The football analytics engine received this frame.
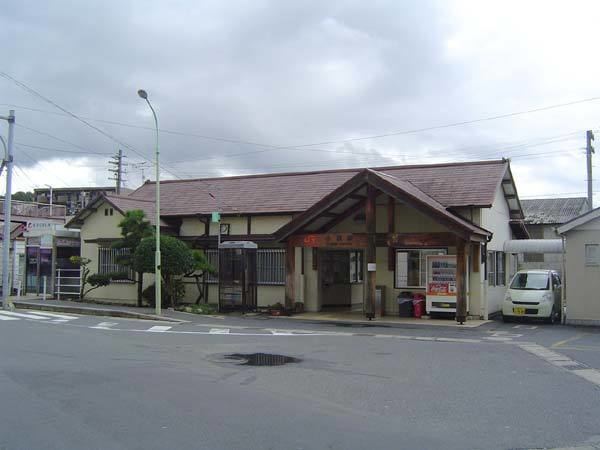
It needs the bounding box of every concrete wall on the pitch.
[564,218,600,325]
[480,185,513,315]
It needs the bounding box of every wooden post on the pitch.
[365,185,377,319]
[285,240,295,311]
[456,238,467,324]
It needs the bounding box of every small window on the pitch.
[585,244,600,266]
[104,208,108,216]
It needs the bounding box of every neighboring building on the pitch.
[67,159,526,320]
[0,222,27,295]
[0,198,79,296]
[520,197,588,274]
[557,207,600,326]
[33,186,131,216]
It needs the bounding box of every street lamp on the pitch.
[137,89,161,316]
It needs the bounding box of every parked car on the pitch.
[502,270,562,324]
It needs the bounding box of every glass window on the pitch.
[585,244,600,266]
[98,247,134,281]
[510,272,550,290]
[496,252,505,286]
[487,251,496,286]
[349,250,363,283]
[395,248,446,288]
[257,249,285,285]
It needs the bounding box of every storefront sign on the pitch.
[387,232,454,247]
[55,237,80,248]
[290,233,368,248]
[24,221,56,237]
[367,263,377,272]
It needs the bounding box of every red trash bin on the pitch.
[412,297,425,318]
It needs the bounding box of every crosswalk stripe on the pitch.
[0,314,19,321]
[147,326,172,332]
[23,310,78,320]
[209,328,230,334]
[0,311,49,320]
[90,322,118,329]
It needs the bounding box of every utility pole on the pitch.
[108,149,125,194]
[587,130,595,211]
[1,110,15,310]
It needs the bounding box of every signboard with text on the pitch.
[290,233,368,248]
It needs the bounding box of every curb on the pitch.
[263,315,490,330]
[13,301,184,323]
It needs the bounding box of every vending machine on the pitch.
[426,255,457,314]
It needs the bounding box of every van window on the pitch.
[510,273,549,290]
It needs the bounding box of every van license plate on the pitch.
[513,307,525,315]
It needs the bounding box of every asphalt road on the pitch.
[1,310,599,450]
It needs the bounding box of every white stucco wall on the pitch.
[480,185,513,315]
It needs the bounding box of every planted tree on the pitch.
[133,236,196,308]
[186,250,216,305]
[69,256,113,300]
[112,210,153,307]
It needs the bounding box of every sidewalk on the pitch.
[7,298,186,323]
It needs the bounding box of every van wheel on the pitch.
[545,310,557,325]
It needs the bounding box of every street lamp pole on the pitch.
[1,110,15,310]
[137,90,161,316]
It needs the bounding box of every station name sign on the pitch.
[290,233,368,248]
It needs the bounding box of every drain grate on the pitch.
[224,353,301,366]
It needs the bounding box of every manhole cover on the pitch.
[224,353,301,366]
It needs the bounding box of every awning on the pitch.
[503,239,563,254]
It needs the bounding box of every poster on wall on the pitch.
[425,255,457,314]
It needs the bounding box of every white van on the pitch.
[501,270,562,324]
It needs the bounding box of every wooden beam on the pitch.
[247,215,252,235]
[387,232,456,247]
[455,238,467,324]
[388,196,395,271]
[349,194,366,201]
[318,200,364,233]
[365,184,376,319]
[285,240,295,311]
[312,248,318,270]
[321,212,338,218]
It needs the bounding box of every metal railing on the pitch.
[0,199,66,218]
[56,268,81,299]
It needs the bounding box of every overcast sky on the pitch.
[1,0,599,203]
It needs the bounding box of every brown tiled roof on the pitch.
[128,160,508,216]
[65,194,167,228]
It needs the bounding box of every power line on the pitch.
[15,141,112,155]
[2,93,600,157]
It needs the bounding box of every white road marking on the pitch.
[513,325,538,329]
[23,310,78,320]
[572,369,600,387]
[0,314,19,321]
[0,311,49,320]
[517,343,600,387]
[147,325,172,332]
[90,322,119,329]
[209,328,230,334]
